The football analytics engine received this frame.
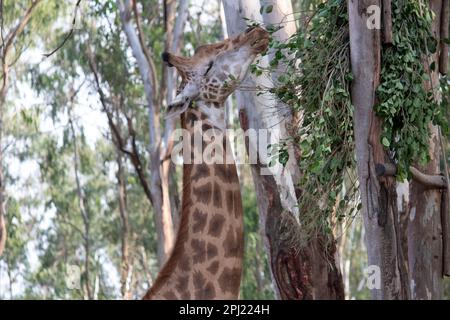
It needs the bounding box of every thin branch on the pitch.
[0,0,5,48]
[410,167,447,189]
[43,0,82,58]
[131,0,159,102]
[2,0,42,57]
[86,45,155,206]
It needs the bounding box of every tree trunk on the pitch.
[222,0,344,300]
[68,105,92,300]
[260,0,302,215]
[117,0,174,267]
[116,148,132,299]
[160,0,188,230]
[348,0,409,299]
[406,0,445,300]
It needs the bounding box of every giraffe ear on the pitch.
[162,51,191,69]
[162,52,174,67]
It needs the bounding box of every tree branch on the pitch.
[2,0,42,56]
[86,46,155,207]
[382,0,392,44]
[43,0,82,58]
[132,0,159,100]
[376,163,448,189]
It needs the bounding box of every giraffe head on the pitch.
[163,26,269,119]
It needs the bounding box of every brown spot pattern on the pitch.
[192,209,207,233]
[208,214,226,238]
[207,261,220,275]
[233,190,242,218]
[201,282,216,299]
[193,271,216,299]
[213,182,222,208]
[193,182,212,204]
[218,267,241,295]
[191,163,210,182]
[178,254,191,272]
[193,271,207,290]
[215,164,233,183]
[180,291,191,300]
[191,239,207,264]
[224,226,241,258]
[207,242,218,259]
[162,290,178,299]
[176,275,189,292]
[226,190,234,213]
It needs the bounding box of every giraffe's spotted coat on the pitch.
[213,182,223,208]
[191,239,207,264]
[206,243,219,260]
[145,26,269,300]
[218,267,241,295]
[191,163,210,182]
[193,182,212,204]
[192,209,207,233]
[207,261,220,275]
[208,214,226,238]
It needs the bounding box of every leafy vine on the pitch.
[376,0,449,180]
[269,0,357,239]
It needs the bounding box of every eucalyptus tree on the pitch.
[0,0,45,257]
[222,0,345,299]
[348,0,449,299]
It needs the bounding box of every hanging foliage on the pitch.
[268,0,357,240]
[376,0,449,180]
[267,0,450,240]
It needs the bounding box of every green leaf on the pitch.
[382,137,390,147]
[265,5,273,13]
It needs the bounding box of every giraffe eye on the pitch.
[204,61,213,76]
[245,26,256,33]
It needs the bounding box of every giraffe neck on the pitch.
[144,104,244,300]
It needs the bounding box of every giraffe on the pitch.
[143,26,269,300]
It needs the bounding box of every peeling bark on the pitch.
[239,110,344,300]
[382,0,392,44]
[407,0,444,300]
[223,0,344,300]
[348,0,409,299]
[260,0,302,215]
